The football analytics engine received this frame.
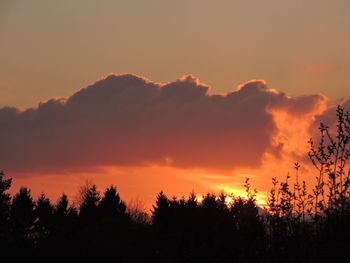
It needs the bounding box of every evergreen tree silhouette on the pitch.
[10,187,36,238]
[98,185,126,217]
[152,191,169,225]
[0,171,12,244]
[79,184,100,222]
[55,193,69,217]
[35,193,54,235]
[0,171,12,225]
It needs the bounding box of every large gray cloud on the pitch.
[0,74,326,174]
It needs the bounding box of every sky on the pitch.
[1,1,350,209]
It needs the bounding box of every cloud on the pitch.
[306,65,333,73]
[310,98,350,136]
[0,73,328,175]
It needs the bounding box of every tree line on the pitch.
[0,106,349,262]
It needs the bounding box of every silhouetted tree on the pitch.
[127,198,150,225]
[0,171,12,245]
[10,187,36,238]
[308,105,350,220]
[55,193,69,217]
[98,185,126,217]
[0,171,12,225]
[35,193,54,235]
[187,191,198,210]
[152,191,169,226]
[79,184,100,222]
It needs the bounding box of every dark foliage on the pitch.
[98,185,126,217]
[10,187,36,229]
[79,183,101,222]
[0,171,11,225]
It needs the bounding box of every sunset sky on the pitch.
[1,1,350,209]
